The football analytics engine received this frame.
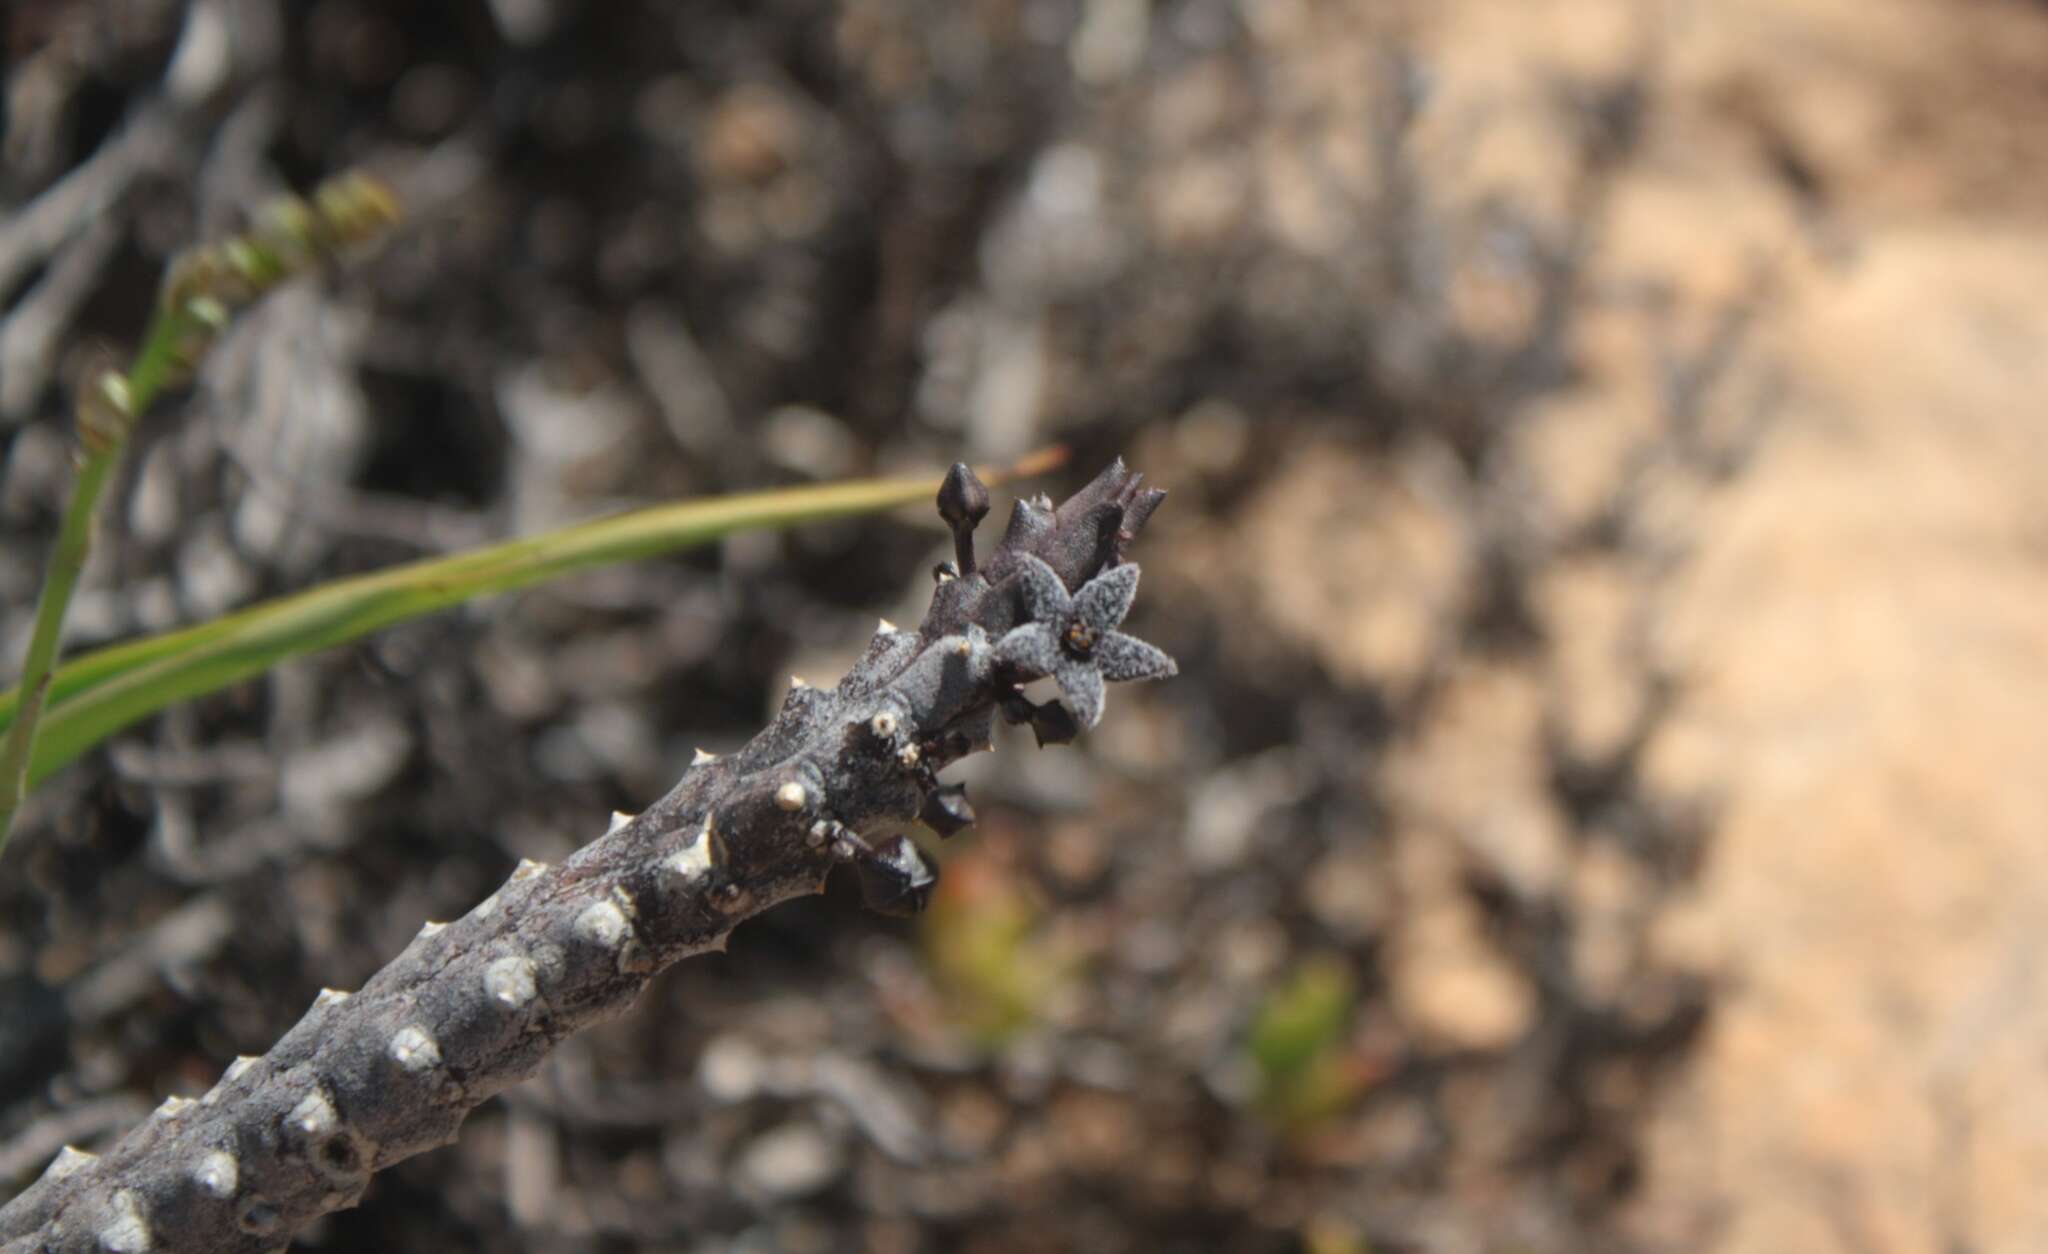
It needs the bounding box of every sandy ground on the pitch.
[1406,1,2048,1249]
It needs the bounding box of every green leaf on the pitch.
[0,467,1025,792]
[919,842,1073,1045]
[1248,955,1365,1130]
[1249,956,1356,1081]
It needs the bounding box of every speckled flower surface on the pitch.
[994,554,1177,728]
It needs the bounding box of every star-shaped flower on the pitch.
[994,554,1177,728]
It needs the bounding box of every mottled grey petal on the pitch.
[1013,553,1073,623]
[1055,661,1107,728]
[1094,630,1177,683]
[1073,562,1140,633]
[994,622,1063,677]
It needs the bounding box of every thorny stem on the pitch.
[0,460,1173,1254]
[0,173,399,853]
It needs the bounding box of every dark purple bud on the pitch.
[921,784,976,838]
[1029,701,1080,747]
[938,463,991,530]
[1000,691,1080,747]
[938,462,993,576]
[854,834,939,917]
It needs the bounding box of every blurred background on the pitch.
[4,1,2047,1250]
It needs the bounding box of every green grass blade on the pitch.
[0,171,401,851]
[0,462,1046,792]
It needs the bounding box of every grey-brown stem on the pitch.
[0,460,1172,1254]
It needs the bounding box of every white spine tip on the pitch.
[48,1145,97,1179]
[510,857,549,882]
[152,1096,195,1120]
[897,743,921,767]
[99,1189,152,1252]
[288,1089,339,1139]
[775,781,808,811]
[574,898,632,950]
[313,987,351,1009]
[713,882,753,914]
[417,920,448,939]
[607,810,635,834]
[870,711,898,738]
[389,1025,443,1072]
[193,1149,240,1199]
[693,747,718,765]
[222,1056,260,1084]
[667,825,717,881]
[484,954,539,1009]
[789,674,810,689]
[878,617,899,634]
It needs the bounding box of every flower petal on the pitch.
[1094,630,1177,683]
[994,622,1063,677]
[1073,562,1140,633]
[1054,661,1107,728]
[1013,553,1073,624]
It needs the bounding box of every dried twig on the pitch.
[0,460,1173,1253]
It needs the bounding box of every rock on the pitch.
[1536,559,1646,767]
[1385,830,1537,1054]
[1202,443,1470,699]
[698,1033,765,1104]
[1303,844,1388,942]
[1630,222,2048,1252]
[1385,665,1571,901]
[1183,748,1312,871]
[736,1123,841,1202]
[1385,889,1536,1054]
[697,82,804,185]
[1568,841,1651,1006]
[1048,1089,1141,1174]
